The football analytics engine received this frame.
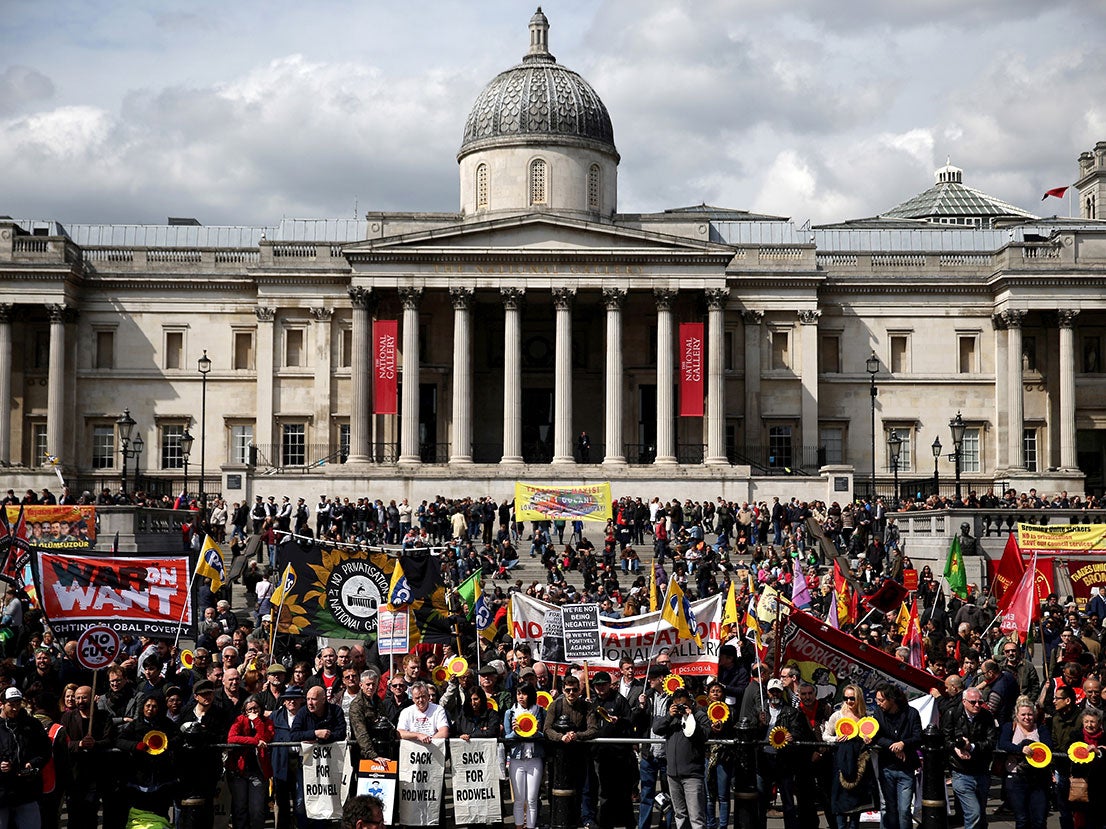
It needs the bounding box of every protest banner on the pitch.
[302,741,349,820]
[377,607,411,656]
[562,603,602,661]
[1010,523,1106,608]
[514,482,613,522]
[398,739,447,826]
[678,322,704,417]
[511,591,722,674]
[33,553,192,638]
[448,738,500,824]
[358,758,399,824]
[781,609,942,703]
[6,505,96,548]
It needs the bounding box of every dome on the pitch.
[458,8,617,161]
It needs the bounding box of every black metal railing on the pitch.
[726,444,823,475]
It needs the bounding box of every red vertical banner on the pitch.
[678,322,704,417]
[373,320,399,415]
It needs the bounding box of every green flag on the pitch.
[943,535,968,599]
[456,569,482,618]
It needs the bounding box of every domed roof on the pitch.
[459,8,617,160]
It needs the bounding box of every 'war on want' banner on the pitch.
[510,591,723,674]
[513,482,613,523]
[33,553,193,638]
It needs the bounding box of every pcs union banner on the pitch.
[513,482,612,523]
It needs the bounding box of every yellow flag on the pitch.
[648,560,659,613]
[894,601,911,638]
[270,563,296,608]
[196,535,226,592]
[756,583,782,624]
[660,579,703,648]
[721,581,740,637]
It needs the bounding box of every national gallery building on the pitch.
[3,10,1106,504]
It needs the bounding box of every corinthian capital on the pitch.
[398,287,423,311]
[552,288,576,311]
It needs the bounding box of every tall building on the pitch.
[3,9,1106,504]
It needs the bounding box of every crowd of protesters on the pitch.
[4,485,1106,829]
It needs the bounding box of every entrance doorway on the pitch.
[522,388,553,463]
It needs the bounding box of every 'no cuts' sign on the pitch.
[76,626,120,671]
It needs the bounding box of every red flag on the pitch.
[373,320,399,415]
[0,507,29,583]
[833,560,856,626]
[902,598,924,669]
[1042,186,1069,201]
[1000,552,1040,644]
[678,322,704,417]
[863,578,909,613]
[994,533,1026,611]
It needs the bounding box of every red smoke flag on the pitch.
[678,322,704,417]
[1042,186,1069,201]
[373,319,399,415]
[999,552,1040,644]
[833,560,856,626]
[902,598,924,669]
[994,532,1026,610]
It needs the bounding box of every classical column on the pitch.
[398,287,423,464]
[743,310,764,445]
[45,303,67,462]
[0,305,11,465]
[654,289,678,465]
[1005,310,1026,469]
[450,287,474,464]
[255,307,276,458]
[705,288,730,465]
[310,307,334,458]
[552,287,576,464]
[1059,309,1079,470]
[602,288,627,465]
[346,288,374,464]
[500,288,525,464]
[799,309,821,463]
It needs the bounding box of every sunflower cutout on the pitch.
[515,712,539,737]
[144,730,169,756]
[835,717,858,739]
[432,666,450,685]
[487,697,499,712]
[768,726,791,749]
[857,717,879,739]
[179,650,195,671]
[1069,742,1095,764]
[707,701,730,724]
[662,674,685,695]
[696,694,709,708]
[536,691,553,709]
[1026,742,1051,768]
[448,656,469,677]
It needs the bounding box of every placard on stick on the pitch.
[561,603,602,661]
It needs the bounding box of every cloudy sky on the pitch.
[2,0,1102,228]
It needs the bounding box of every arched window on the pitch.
[587,164,601,211]
[476,163,489,210]
[529,158,547,206]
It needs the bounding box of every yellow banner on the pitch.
[1018,523,1106,553]
[513,482,612,523]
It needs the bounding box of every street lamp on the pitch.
[180,429,194,505]
[949,411,966,504]
[132,434,144,493]
[198,350,211,518]
[887,429,902,509]
[116,409,137,497]
[866,351,880,501]
[931,436,942,498]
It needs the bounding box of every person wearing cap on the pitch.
[258,663,288,717]
[756,678,803,829]
[477,664,511,713]
[653,687,710,829]
[632,665,674,829]
[177,677,232,827]
[587,672,635,829]
[272,685,310,829]
[0,686,50,827]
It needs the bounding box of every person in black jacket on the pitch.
[0,687,50,828]
[587,672,635,829]
[116,691,179,824]
[868,684,923,829]
[943,688,998,829]
[757,678,804,829]
[653,688,711,829]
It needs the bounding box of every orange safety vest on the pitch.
[42,722,65,795]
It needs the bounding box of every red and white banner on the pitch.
[678,322,704,417]
[374,319,399,415]
[34,553,193,638]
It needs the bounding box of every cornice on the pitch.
[345,250,732,267]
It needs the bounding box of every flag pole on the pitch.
[644,575,674,673]
[173,565,200,651]
[270,586,289,660]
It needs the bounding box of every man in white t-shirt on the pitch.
[395,681,450,744]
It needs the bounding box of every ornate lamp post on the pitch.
[132,434,144,493]
[116,409,136,497]
[887,430,902,509]
[180,429,194,506]
[949,411,966,504]
[866,351,880,500]
[197,350,211,518]
[931,436,942,498]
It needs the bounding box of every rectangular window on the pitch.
[282,424,306,466]
[339,423,350,462]
[768,425,792,468]
[31,423,47,466]
[95,330,114,370]
[1023,428,1038,472]
[960,427,981,473]
[771,330,790,370]
[285,329,304,367]
[887,428,912,472]
[1084,337,1100,373]
[1022,336,1036,372]
[890,335,909,373]
[820,426,844,464]
[233,331,254,370]
[91,425,115,469]
[339,328,353,369]
[160,424,185,469]
[724,331,735,372]
[165,331,184,370]
[958,335,977,373]
[32,330,49,370]
[819,335,840,374]
[230,424,254,465]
